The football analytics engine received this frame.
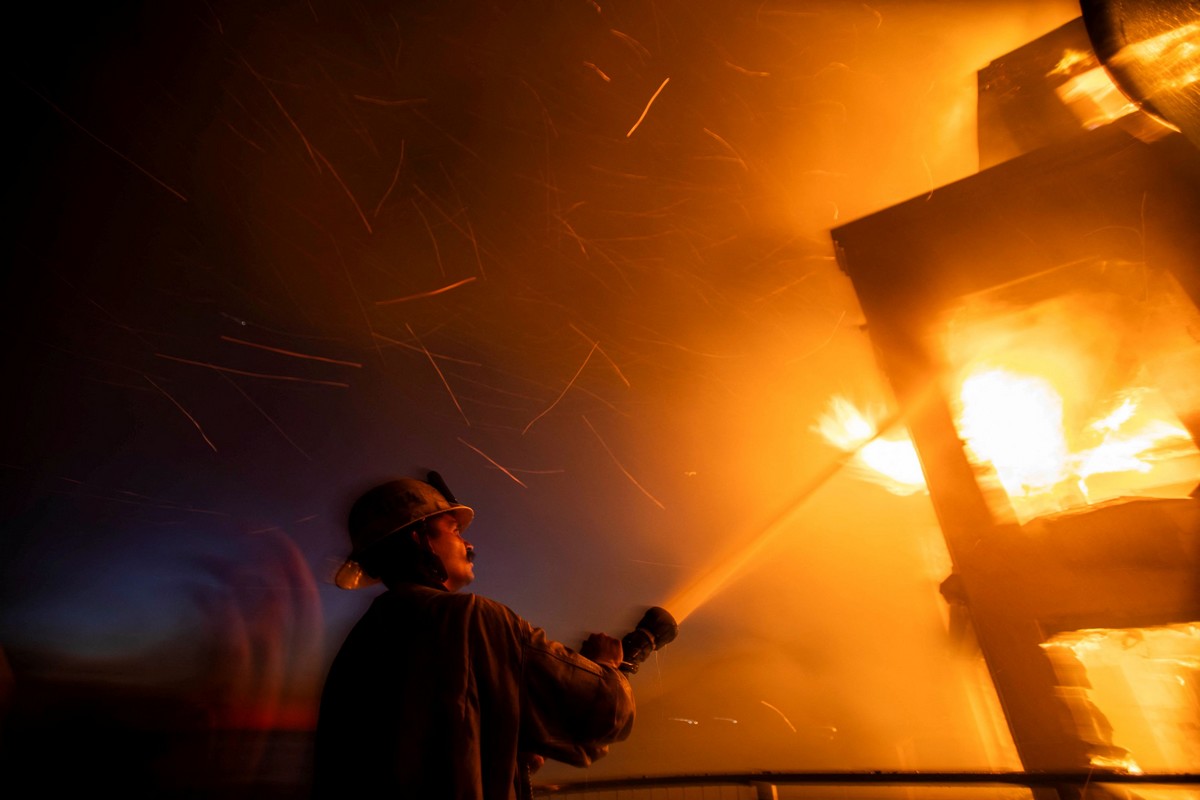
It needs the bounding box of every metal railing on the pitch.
[535,770,1200,798]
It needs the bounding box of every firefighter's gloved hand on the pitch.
[580,632,622,669]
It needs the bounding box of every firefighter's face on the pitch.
[424,512,475,591]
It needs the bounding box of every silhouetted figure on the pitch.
[313,475,634,800]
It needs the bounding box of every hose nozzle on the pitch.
[619,606,678,674]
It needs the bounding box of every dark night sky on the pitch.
[4,0,1085,788]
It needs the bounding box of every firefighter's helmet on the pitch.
[335,477,474,589]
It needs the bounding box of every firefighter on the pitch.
[312,475,634,800]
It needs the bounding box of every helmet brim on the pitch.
[335,504,473,590]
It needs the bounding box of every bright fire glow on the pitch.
[1055,65,1140,129]
[817,371,1197,523]
[959,371,1196,523]
[958,369,1070,496]
[813,398,925,495]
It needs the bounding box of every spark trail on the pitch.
[22,82,189,202]
[583,415,665,510]
[626,78,670,138]
[522,344,598,435]
[145,375,217,452]
[407,323,470,426]
[458,438,528,487]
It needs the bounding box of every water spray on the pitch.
[607,407,913,673]
[663,406,913,624]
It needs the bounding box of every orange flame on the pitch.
[819,369,1197,523]
[956,369,1197,522]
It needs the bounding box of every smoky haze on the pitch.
[3,0,1080,791]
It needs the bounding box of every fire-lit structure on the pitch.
[830,9,1200,796]
[6,1,1198,798]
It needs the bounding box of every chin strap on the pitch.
[412,524,448,586]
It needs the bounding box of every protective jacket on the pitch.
[312,581,635,799]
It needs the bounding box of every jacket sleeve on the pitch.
[521,623,636,765]
[475,597,635,767]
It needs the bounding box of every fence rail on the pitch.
[535,770,1200,798]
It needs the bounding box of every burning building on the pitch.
[829,6,1200,795]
